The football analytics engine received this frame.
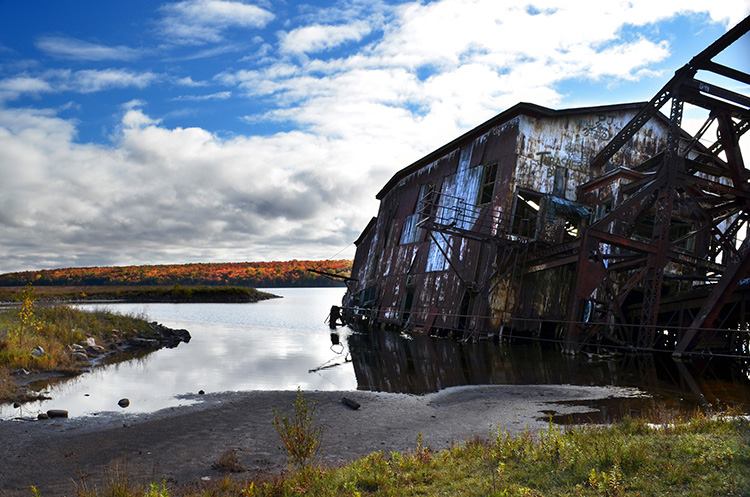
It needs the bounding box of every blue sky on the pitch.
[0,1,748,272]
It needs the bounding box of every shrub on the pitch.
[273,388,322,468]
[212,449,245,473]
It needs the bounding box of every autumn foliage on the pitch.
[0,260,352,288]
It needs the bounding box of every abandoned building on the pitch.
[341,15,750,357]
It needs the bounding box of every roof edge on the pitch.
[375,101,651,200]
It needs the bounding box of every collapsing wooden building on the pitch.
[341,16,750,356]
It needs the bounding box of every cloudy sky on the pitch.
[0,1,748,273]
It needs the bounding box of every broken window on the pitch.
[511,190,542,238]
[401,184,434,244]
[416,183,436,219]
[400,214,422,244]
[553,165,568,196]
[478,163,498,205]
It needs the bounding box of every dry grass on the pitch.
[211,449,245,473]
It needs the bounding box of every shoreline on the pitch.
[1,320,192,405]
[0,384,640,496]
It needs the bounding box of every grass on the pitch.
[0,305,152,371]
[40,414,750,497]
[0,285,279,304]
[212,449,246,473]
[0,293,159,402]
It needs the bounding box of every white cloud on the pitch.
[35,36,141,61]
[70,69,158,93]
[279,21,372,54]
[175,76,209,87]
[0,76,54,101]
[0,105,369,271]
[159,0,274,44]
[172,91,231,101]
[0,69,159,99]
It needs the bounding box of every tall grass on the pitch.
[0,305,152,372]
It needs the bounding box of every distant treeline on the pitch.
[0,285,280,303]
[0,260,352,288]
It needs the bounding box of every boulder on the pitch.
[47,409,68,418]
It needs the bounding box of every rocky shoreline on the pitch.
[7,322,191,407]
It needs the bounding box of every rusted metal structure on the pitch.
[342,16,750,357]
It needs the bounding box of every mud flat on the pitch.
[0,384,640,496]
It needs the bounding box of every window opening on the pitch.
[479,163,498,205]
[511,191,542,238]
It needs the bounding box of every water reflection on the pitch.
[2,287,749,420]
[347,329,750,415]
[0,288,356,419]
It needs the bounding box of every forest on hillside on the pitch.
[0,260,352,288]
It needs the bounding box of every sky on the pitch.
[0,0,748,273]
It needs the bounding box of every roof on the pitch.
[375,101,659,200]
[353,217,377,245]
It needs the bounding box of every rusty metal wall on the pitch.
[347,106,669,336]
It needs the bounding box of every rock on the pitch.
[86,345,105,356]
[72,352,89,362]
[37,412,49,420]
[12,402,20,409]
[85,337,97,347]
[47,409,68,418]
[12,368,29,376]
[128,337,159,348]
[31,346,45,358]
[118,398,130,408]
[341,397,361,410]
[198,390,205,395]
[69,343,85,352]
[157,327,191,348]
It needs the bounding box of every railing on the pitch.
[416,190,532,243]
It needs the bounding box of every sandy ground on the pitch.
[0,384,638,496]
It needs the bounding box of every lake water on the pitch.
[2,287,750,420]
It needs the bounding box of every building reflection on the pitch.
[346,330,750,417]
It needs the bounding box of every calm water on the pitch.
[2,287,750,420]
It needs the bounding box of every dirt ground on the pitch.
[0,384,638,496]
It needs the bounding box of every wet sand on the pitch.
[0,384,638,496]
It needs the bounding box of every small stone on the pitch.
[37,413,49,420]
[200,476,211,482]
[198,390,205,395]
[72,352,89,362]
[47,409,68,418]
[118,398,130,408]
